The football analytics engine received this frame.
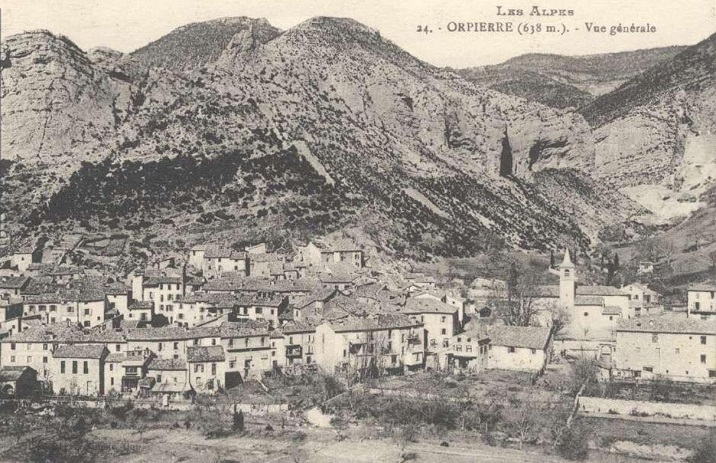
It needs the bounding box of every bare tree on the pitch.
[511,401,541,449]
[548,301,571,339]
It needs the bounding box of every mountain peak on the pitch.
[130,16,281,72]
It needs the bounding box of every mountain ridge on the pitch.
[3,16,697,267]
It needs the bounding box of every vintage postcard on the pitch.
[0,0,714,461]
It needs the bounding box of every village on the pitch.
[0,233,714,462]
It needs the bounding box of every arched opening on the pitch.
[499,130,513,177]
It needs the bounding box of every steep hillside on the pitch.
[130,17,281,72]
[579,32,716,222]
[457,47,686,109]
[0,17,643,261]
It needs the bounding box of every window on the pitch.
[110,364,114,371]
[229,360,236,369]
[26,356,31,363]
[110,378,114,386]
[709,370,716,378]
[42,343,48,351]
[84,309,90,316]
[211,339,216,346]
[72,361,78,374]
[83,361,88,374]
[701,336,707,345]
[531,349,536,355]
[158,343,163,351]
[652,334,658,343]
[256,307,263,315]
[157,374,162,384]
[564,270,570,277]
[643,366,653,373]
[10,343,15,350]
[174,342,179,350]
[10,356,15,363]
[43,357,48,364]
[701,355,707,364]
[61,361,65,373]
[675,348,680,354]
[441,316,446,323]
[441,329,446,335]
[116,344,121,352]
[211,363,216,375]
[508,346,516,353]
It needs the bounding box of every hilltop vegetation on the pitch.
[457,47,687,109]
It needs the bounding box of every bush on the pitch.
[557,423,590,461]
[690,429,716,463]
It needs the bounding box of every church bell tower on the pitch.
[559,248,575,309]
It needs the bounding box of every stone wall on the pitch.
[579,396,716,421]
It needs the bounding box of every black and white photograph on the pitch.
[0,0,715,461]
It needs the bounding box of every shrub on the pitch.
[557,423,590,461]
[689,429,716,463]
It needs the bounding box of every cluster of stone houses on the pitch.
[0,240,713,399]
[0,239,565,398]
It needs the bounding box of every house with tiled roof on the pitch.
[127,301,154,323]
[175,293,239,327]
[446,327,490,373]
[146,357,191,398]
[687,280,716,319]
[485,325,553,372]
[271,319,319,370]
[51,344,109,396]
[234,294,288,328]
[104,347,154,394]
[125,324,222,361]
[314,313,424,376]
[187,345,225,393]
[21,278,111,328]
[248,253,282,278]
[320,239,364,268]
[614,313,716,383]
[220,320,273,385]
[202,246,249,279]
[0,276,30,300]
[404,297,460,350]
[9,245,41,273]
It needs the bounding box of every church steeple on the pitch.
[559,248,575,309]
[561,247,575,269]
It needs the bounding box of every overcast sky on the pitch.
[2,0,715,67]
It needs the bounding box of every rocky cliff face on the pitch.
[1,17,641,257]
[0,31,124,166]
[580,32,716,222]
